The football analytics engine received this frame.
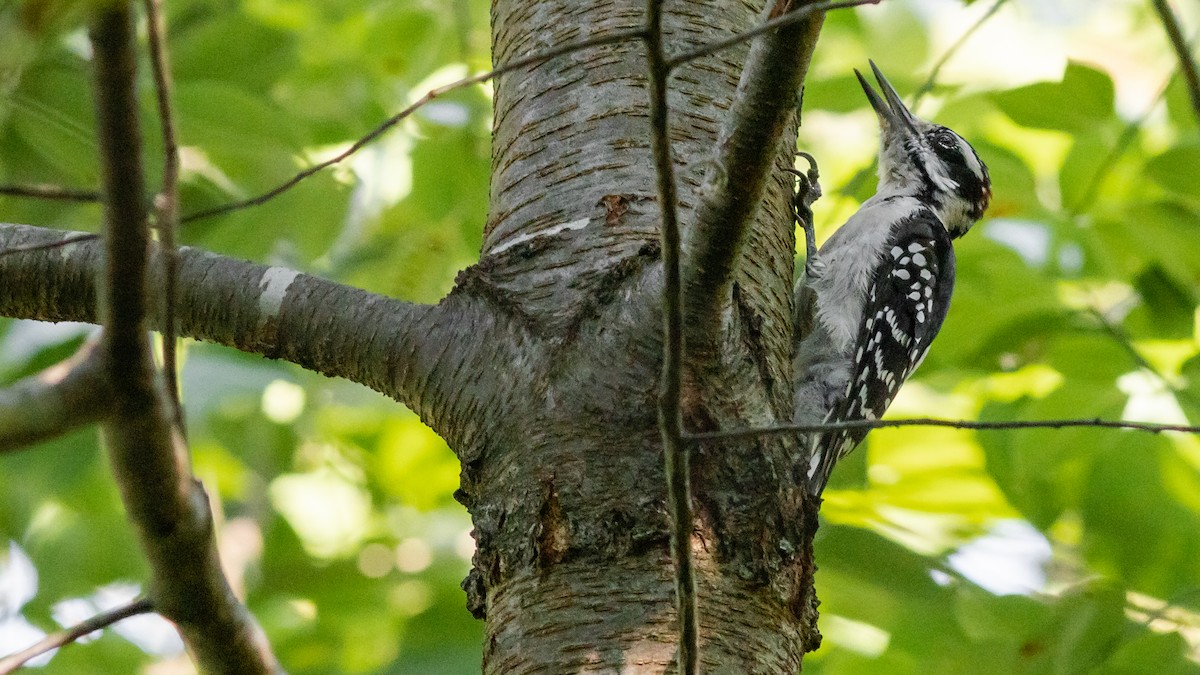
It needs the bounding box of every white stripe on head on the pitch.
[922,145,959,193]
[956,134,985,183]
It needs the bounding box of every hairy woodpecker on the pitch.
[794,62,991,496]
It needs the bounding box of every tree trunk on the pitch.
[0,0,831,670]
[457,0,824,670]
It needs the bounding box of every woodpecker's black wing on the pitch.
[807,211,956,495]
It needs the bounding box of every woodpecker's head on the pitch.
[856,61,991,238]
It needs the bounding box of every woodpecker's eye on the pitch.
[933,132,956,150]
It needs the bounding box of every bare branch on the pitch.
[910,0,1008,108]
[0,222,439,405]
[175,0,876,227]
[0,221,502,457]
[0,597,154,674]
[1084,307,1200,403]
[0,184,101,202]
[665,0,880,70]
[88,4,279,671]
[682,0,862,356]
[122,2,876,230]
[1151,0,1200,126]
[0,232,99,259]
[143,0,184,426]
[685,416,1200,442]
[179,27,647,224]
[645,1,698,671]
[0,339,112,454]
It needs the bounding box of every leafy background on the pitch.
[2,0,1200,672]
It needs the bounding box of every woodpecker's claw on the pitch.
[794,151,821,201]
[789,151,823,278]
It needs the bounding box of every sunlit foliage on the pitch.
[2,0,1200,671]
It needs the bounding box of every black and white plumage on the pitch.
[795,62,991,496]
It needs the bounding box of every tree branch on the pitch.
[685,416,1200,442]
[0,598,154,675]
[1151,0,1200,127]
[645,1,698,671]
[0,339,112,454]
[0,220,509,457]
[665,0,879,69]
[0,184,100,202]
[0,222,437,404]
[0,232,99,258]
[180,27,647,224]
[88,4,279,671]
[909,0,1008,108]
[175,1,877,228]
[680,0,867,357]
[143,0,184,424]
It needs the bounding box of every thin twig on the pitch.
[1151,0,1200,126]
[0,184,101,202]
[88,4,279,671]
[835,0,1001,198]
[684,416,1200,442]
[909,0,1008,108]
[0,338,114,454]
[645,0,697,672]
[836,0,1001,197]
[143,0,185,431]
[665,0,880,70]
[0,597,154,674]
[680,0,848,359]
[179,28,647,224]
[179,1,880,226]
[1084,305,1200,414]
[0,232,99,258]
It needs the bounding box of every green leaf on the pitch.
[183,168,350,264]
[0,332,85,383]
[1090,201,1200,288]
[1081,436,1200,596]
[971,140,1041,216]
[805,74,873,114]
[8,61,97,184]
[1059,133,1110,215]
[931,238,1063,372]
[993,62,1116,133]
[171,13,299,93]
[980,363,1126,530]
[863,5,928,76]
[1124,264,1196,340]
[172,80,305,183]
[1044,583,1126,673]
[1145,142,1200,202]
[1098,631,1200,675]
[1164,73,1200,130]
[954,586,1051,644]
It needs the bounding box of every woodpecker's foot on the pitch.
[789,151,823,278]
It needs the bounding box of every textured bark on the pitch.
[484,552,806,673]
[0,340,112,453]
[89,4,279,671]
[0,223,509,449]
[0,0,832,670]
[459,0,821,670]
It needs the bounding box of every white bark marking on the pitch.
[258,267,300,325]
[490,218,589,254]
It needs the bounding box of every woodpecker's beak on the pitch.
[855,60,919,138]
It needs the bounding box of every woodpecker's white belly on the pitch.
[811,194,924,351]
